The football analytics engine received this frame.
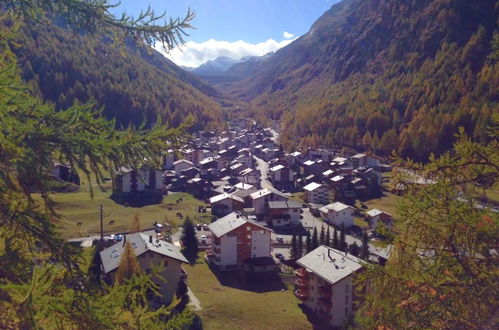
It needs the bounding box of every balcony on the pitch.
[319,297,332,307]
[295,268,308,278]
[294,289,308,301]
[294,278,309,287]
[319,284,332,298]
[317,309,332,321]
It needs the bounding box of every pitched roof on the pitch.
[209,193,244,204]
[303,160,315,166]
[268,200,302,209]
[366,209,391,217]
[303,182,323,192]
[173,159,193,166]
[319,202,354,213]
[296,245,363,285]
[250,188,288,200]
[333,157,348,163]
[250,188,273,199]
[208,212,271,238]
[269,164,285,172]
[99,233,188,274]
[234,182,254,190]
[351,153,367,159]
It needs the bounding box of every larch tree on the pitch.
[0,0,194,327]
[115,241,142,284]
[358,130,499,329]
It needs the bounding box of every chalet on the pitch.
[351,153,368,169]
[303,160,322,176]
[100,233,188,305]
[268,200,303,227]
[206,212,274,271]
[173,159,194,176]
[185,177,212,199]
[250,188,289,216]
[366,209,393,231]
[209,193,245,217]
[295,246,363,327]
[319,202,356,227]
[269,164,294,186]
[113,167,162,195]
[238,168,260,186]
[198,157,218,176]
[51,162,79,185]
[303,182,329,204]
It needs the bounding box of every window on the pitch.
[247,234,251,239]
[246,226,251,231]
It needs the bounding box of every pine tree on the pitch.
[305,231,312,253]
[319,225,325,245]
[312,227,319,250]
[360,229,370,260]
[325,226,331,247]
[333,227,339,249]
[116,241,142,283]
[181,217,198,263]
[297,232,303,258]
[290,232,298,261]
[339,223,346,251]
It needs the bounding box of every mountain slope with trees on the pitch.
[229,0,498,161]
[6,18,228,130]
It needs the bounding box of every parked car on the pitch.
[202,224,209,230]
[196,224,202,231]
[115,234,123,242]
[275,236,284,243]
[274,252,285,261]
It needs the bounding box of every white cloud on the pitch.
[155,38,295,68]
[283,31,294,39]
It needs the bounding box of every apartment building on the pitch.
[303,182,329,204]
[295,246,363,327]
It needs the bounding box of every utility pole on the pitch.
[99,204,104,243]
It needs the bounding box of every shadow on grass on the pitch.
[357,189,386,203]
[110,192,164,207]
[299,304,336,330]
[208,263,287,293]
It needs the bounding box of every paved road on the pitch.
[187,287,202,311]
[254,155,274,190]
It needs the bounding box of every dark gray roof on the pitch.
[268,200,302,209]
[99,233,188,274]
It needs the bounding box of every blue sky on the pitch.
[110,1,340,67]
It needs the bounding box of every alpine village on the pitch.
[0,1,497,329]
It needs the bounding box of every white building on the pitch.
[295,246,363,327]
[209,193,245,217]
[319,202,356,227]
[303,182,329,204]
[207,212,272,271]
[366,209,393,230]
[114,167,162,195]
[250,188,289,215]
[268,200,302,227]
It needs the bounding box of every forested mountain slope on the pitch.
[7,18,227,130]
[229,0,498,160]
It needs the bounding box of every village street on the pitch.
[254,155,274,191]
